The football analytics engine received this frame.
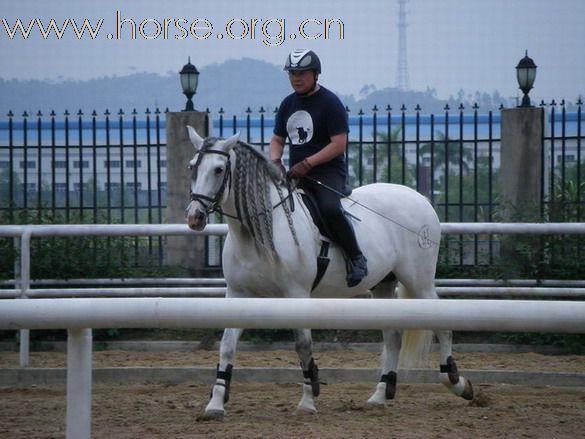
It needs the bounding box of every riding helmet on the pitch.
[284,49,321,74]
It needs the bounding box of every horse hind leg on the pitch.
[294,328,319,415]
[435,330,474,401]
[400,278,474,401]
[203,327,243,419]
[367,279,400,406]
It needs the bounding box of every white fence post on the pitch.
[66,328,92,439]
[18,228,31,368]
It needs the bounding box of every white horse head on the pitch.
[185,126,239,230]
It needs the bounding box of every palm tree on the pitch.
[376,124,414,184]
[419,132,473,176]
[420,132,478,222]
[347,124,415,187]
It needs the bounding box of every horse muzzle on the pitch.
[185,202,208,231]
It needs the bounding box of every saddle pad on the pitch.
[296,187,359,242]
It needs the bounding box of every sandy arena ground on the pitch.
[1,349,584,439]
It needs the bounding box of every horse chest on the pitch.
[222,244,317,297]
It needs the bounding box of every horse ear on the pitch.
[221,132,240,152]
[186,125,204,151]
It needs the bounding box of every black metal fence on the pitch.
[0,109,168,277]
[0,109,166,224]
[544,100,584,222]
[214,104,503,226]
[1,101,584,274]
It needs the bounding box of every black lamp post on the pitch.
[516,51,537,107]
[179,57,200,111]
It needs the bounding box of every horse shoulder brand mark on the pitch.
[417,224,433,249]
[286,110,313,145]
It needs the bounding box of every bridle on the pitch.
[188,146,297,222]
[188,148,233,217]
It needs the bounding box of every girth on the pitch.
[312,240,330,291]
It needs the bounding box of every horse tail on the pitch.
[396,283,433,369]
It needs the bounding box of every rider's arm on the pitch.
[305,132,347,168]
[269,134,286,161]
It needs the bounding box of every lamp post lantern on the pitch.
[516,51,537,108]
[179,57,200,111]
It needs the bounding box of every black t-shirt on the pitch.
[274,86,348,177]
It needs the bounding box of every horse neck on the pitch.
[224,147,300,253]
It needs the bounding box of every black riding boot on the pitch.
[347,254,368,287]
[300,175,368,287]
[326,213,368,287]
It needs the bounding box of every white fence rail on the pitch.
[3,222,585,297]
[2,297,585,333]
[4,278,585,300]
[4,285,585,299]
[3,223,585,301]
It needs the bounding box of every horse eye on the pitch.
[214,166,224,175]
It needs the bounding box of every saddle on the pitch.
[297,185,354,241]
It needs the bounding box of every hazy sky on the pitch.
[1,0,584,101]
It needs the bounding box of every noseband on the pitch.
[189,149,232,216]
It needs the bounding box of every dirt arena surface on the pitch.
[1,348,585,371]
[1,349,585,438]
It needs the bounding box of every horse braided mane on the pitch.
[232,141,299,255]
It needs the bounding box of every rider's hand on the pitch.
[271,158,287,180]
[287,159,313,179]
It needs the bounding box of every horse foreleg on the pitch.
[204,327,243,419]
[367,329,401,406]
[435,330,474,401]
[294,328,319,415]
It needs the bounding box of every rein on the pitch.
[303,175,441,248]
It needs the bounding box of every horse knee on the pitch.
[219,328,242,363]
[295,338,311,355]
[295,329,313,358]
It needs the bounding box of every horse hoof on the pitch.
[295,407,317,416]
[198,409,225,421]
[364,401,386,409]
[461,379,474,401]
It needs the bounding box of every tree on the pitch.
[0,169,23,210]
[419,132,473,176]
[347,124,415,187]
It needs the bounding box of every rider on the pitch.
[269,49,368,287]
